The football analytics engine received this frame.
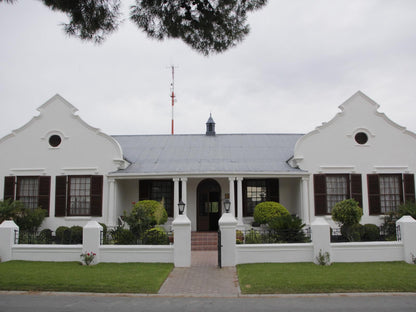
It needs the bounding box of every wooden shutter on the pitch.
[4,176,15,201]
[55,176,67,217]
[139,180,151,201]
[350,174,363,208]
[367,174,381,215]
[38,176,51,216]
[403,174,415,203]
[314,174,327,215]
[266,179,279,203]
[90,175,103,217]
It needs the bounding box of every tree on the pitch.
[2,0,268,55]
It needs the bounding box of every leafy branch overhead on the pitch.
[2,0,268,55]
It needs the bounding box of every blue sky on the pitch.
[1,0,416,138]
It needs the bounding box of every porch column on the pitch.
[236,177,244,227]
[181,177,188,215]
[228,177,236,216]
[301,177,310,224]
[107,178,116,226]
[173,178,180,219]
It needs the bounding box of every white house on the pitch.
[1,91,415,232]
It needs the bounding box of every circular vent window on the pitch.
[354,132,368,145]
[49,135,62,147]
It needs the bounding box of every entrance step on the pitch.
[191,231,218,251]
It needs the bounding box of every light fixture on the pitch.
[224,198,231,213]
[178,200,185,215]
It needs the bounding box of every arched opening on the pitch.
[197,179,221,231]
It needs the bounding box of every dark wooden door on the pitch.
[197,179,221,231]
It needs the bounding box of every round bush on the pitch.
[253,201,290,225]
[110,227,136,245]
[38,229,53,244]
[69,226,83,244]
[362,224,380,241]
[341,223,363,242]
[332,199,363,226]
[55,226,71,244]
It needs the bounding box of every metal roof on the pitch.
[111,133,304,175]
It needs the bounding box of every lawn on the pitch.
[237,262,416,294]
[0,261,173,293]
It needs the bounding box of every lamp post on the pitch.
[224,198,231,213]
[178,200,185,215]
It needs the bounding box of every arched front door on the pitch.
[197,179,221,231]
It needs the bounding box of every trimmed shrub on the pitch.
[143,227,169,245]
[341,223,363,242]
[268,214,308,243]
[55,226,71,244]
[69,226,83,244]
[253,201,290,225]
[332,199,363,226]
[398,201,416,219]
[361,224,380,241]
[38,229,53,244]
[110,227,136,245]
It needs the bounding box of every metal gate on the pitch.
[217,229,222,268]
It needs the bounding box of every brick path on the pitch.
[158,251,240,297]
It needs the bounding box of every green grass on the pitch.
[0,261,173,293]
[237,262,416,294]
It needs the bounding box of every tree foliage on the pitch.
[253,201,290,225]
[2,0,268,55]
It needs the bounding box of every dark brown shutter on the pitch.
[266,179,279,203]
[55,176,67,217]
[314,174,327,215]
[139,180,151,200]
[90,175,103,217]
[38,176,51,216]
[350,174,363,208]
[4,176,15,201]
[403,174,415,203]
[367,174,381,215]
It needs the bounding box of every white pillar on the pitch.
[361,174,369,217]
[82,221,102,265]
[301,177,310,224]
[219,212,238,267]
[0,220,19,262]
[228,177,236,216]
[181,177,188,215]
[236,177,244,227]
[172,214,191,267]
[396,216,416,264]
[311,217,331,265]
[107,178,116,226]
[173,178,180,219]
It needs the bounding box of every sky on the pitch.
[1,0,416,139]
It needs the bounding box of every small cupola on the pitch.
[206,113,216,136]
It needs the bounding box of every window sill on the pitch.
[64,216,93,221]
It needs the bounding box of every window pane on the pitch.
[69,177,91,216]
[326,175,348,213]
[149,181,173,217]
[380,175,401,213]
[245,180,267,216]
[18,177,39,210]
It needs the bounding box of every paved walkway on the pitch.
[158,251,240,297]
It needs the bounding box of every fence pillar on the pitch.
[172,214,191,267]
[219,212,238,267]
[311,217,331,264]
[0,220,19,262]
[82,221,102,265]
[396,216,416,264]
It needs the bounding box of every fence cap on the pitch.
[83,221,103,229]
[0,220,18,229]
[397,215,416,224]
[311,217,330,226]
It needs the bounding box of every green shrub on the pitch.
[69,226,83,244]
[361,224,380,241]
[268,215,308,243]
[236,230,244,244]
[398,201,416,219]
[99,223,109,244]
[0,199,23,223]
[341,223,363,242]
[110,227,137,245]
[38,229,53,244]
[253,201,290,225]
[380,211,399,240]
[143,227,169,245]
[55,226,71,244]
[332,199,363,226]
[245,229,262,244]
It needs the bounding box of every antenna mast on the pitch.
[170,65,176,135]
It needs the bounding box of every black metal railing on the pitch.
[101,226,173,245]
[330,226,389,243]
[236,227,311,244]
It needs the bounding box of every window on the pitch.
[354,132,368,145]
[3,176,51,215]
[139,180,174,217]
[55,175,103,217]
[368,174,415,214]
[243,179,279,217]
[48,135,62,147]
[314,174,362,215]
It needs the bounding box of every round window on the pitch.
[354,132,368,145]
[49,135,62,147]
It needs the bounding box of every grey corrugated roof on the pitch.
[111,133,304,175]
